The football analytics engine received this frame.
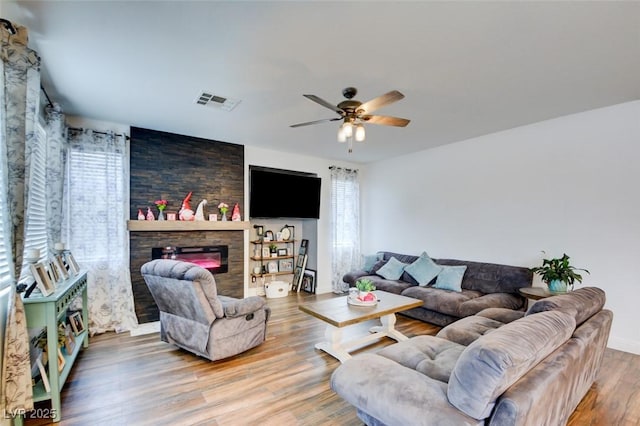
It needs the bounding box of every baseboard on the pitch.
[607,336,640,355]
[130,321,160,337]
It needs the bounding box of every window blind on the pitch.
[66,143,124,262]
[19,124,49,281]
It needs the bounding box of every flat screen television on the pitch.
[250,166,321,219]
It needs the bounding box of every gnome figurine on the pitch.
[137,209,145,220]
[146,207,155,221]
[179,191,195,221]
[231,203,241,221]
[194,199,208,221]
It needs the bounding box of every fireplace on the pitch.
[151,245,229,274]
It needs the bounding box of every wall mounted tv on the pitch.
[249,166,321,219]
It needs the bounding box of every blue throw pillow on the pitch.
[361,253,383,272]
[405,254,443,286]
[434,265,467,292]
[376,257,407,280]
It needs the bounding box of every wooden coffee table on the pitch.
[298,290,423,362]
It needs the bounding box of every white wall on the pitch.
[361,101,640,354]
[246,146,358,294]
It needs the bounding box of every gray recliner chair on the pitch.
[141,259,270,361]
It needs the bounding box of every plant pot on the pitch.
[358,290,375,301]
[548,279,568,293]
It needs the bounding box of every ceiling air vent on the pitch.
[195,91,241,112]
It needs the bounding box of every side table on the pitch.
[518,286,554,301]
[17,271,88,424]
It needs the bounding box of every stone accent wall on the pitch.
[130,127,244,323]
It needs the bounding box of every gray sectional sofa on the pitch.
[331,287,612,426]
[343,251,533,326]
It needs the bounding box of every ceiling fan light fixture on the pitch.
[337,126,347,143]
[355,123,365,142]
[342,121,353,138]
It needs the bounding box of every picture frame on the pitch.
[296,254,307,268]
[65,252,80,275]
[276,248,287,257]
[69,312,85,335]
[47,260,60,284]
[36,355,50,392]
[57,348,66,373]
[302,269,316,293]
[64,324,75,355]
[261,247,271,258]
[267,261,279,274]
[279,259,293,273]
[54,254,69,281]
[275,232,283,241]
[30,262,55,296]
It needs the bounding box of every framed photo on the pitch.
[261,247,271,258]
[30,262,55,296]
[292,267,303,291]
[296,254,307,267]
[277,248,287,257]
[35,355,50,392]
[69,312,85,335]
[275,232,283,241]
[64,324,76,355]
[65,252,80,275]
[302,269,316,293]
[57,348,66,373]
[279,259,293,273]
[54,254,69,280]
[47,260,60,284]
[267,261,278,274]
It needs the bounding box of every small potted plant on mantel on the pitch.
[269,243,278,257]
[355,278,377,302]
[530,253,590,293]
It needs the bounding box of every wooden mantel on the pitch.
[127,220,251,232]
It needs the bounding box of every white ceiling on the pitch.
[4,1,640,164]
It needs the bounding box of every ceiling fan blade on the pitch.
[290,117,342,128]
[361,115,410,127]
[357,90,405,115]
[303,94,344,115]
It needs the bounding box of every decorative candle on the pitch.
[54,242,65,251]
[26,249,40,259]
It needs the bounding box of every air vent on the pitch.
[195,91,241,111]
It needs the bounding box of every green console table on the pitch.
[18,271,88,424]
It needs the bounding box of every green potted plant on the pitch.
[530,253,589,293]
[269,243,278,257]
[355,278,376,301]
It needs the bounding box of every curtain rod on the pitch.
[329,166,358,172]
[68,126,130,140]
[40,85,54,108]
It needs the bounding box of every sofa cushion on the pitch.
[436,315,506,346]
[447,310,576,420]
[365,275,414,295]
[405,253,443,286]
[402,286,484,317]
[377,335,466,383]
[361,254,379,272]
[376,257,407,280]
[436,258,532,294]
[526,286,606,326]
[434,265,467,292]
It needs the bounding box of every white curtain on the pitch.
[330,167,360,293]
[63,129,138,334]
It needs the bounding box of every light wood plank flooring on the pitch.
[24,292,639,425]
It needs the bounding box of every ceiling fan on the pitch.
[290,87,410,153]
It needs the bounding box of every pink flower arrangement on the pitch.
[155,199,167,211]
[218,202,229,214]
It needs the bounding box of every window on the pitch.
[19,124,49,282]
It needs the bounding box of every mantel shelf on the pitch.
[127,220,250,232]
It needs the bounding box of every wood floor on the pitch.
[24,292,639,426]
